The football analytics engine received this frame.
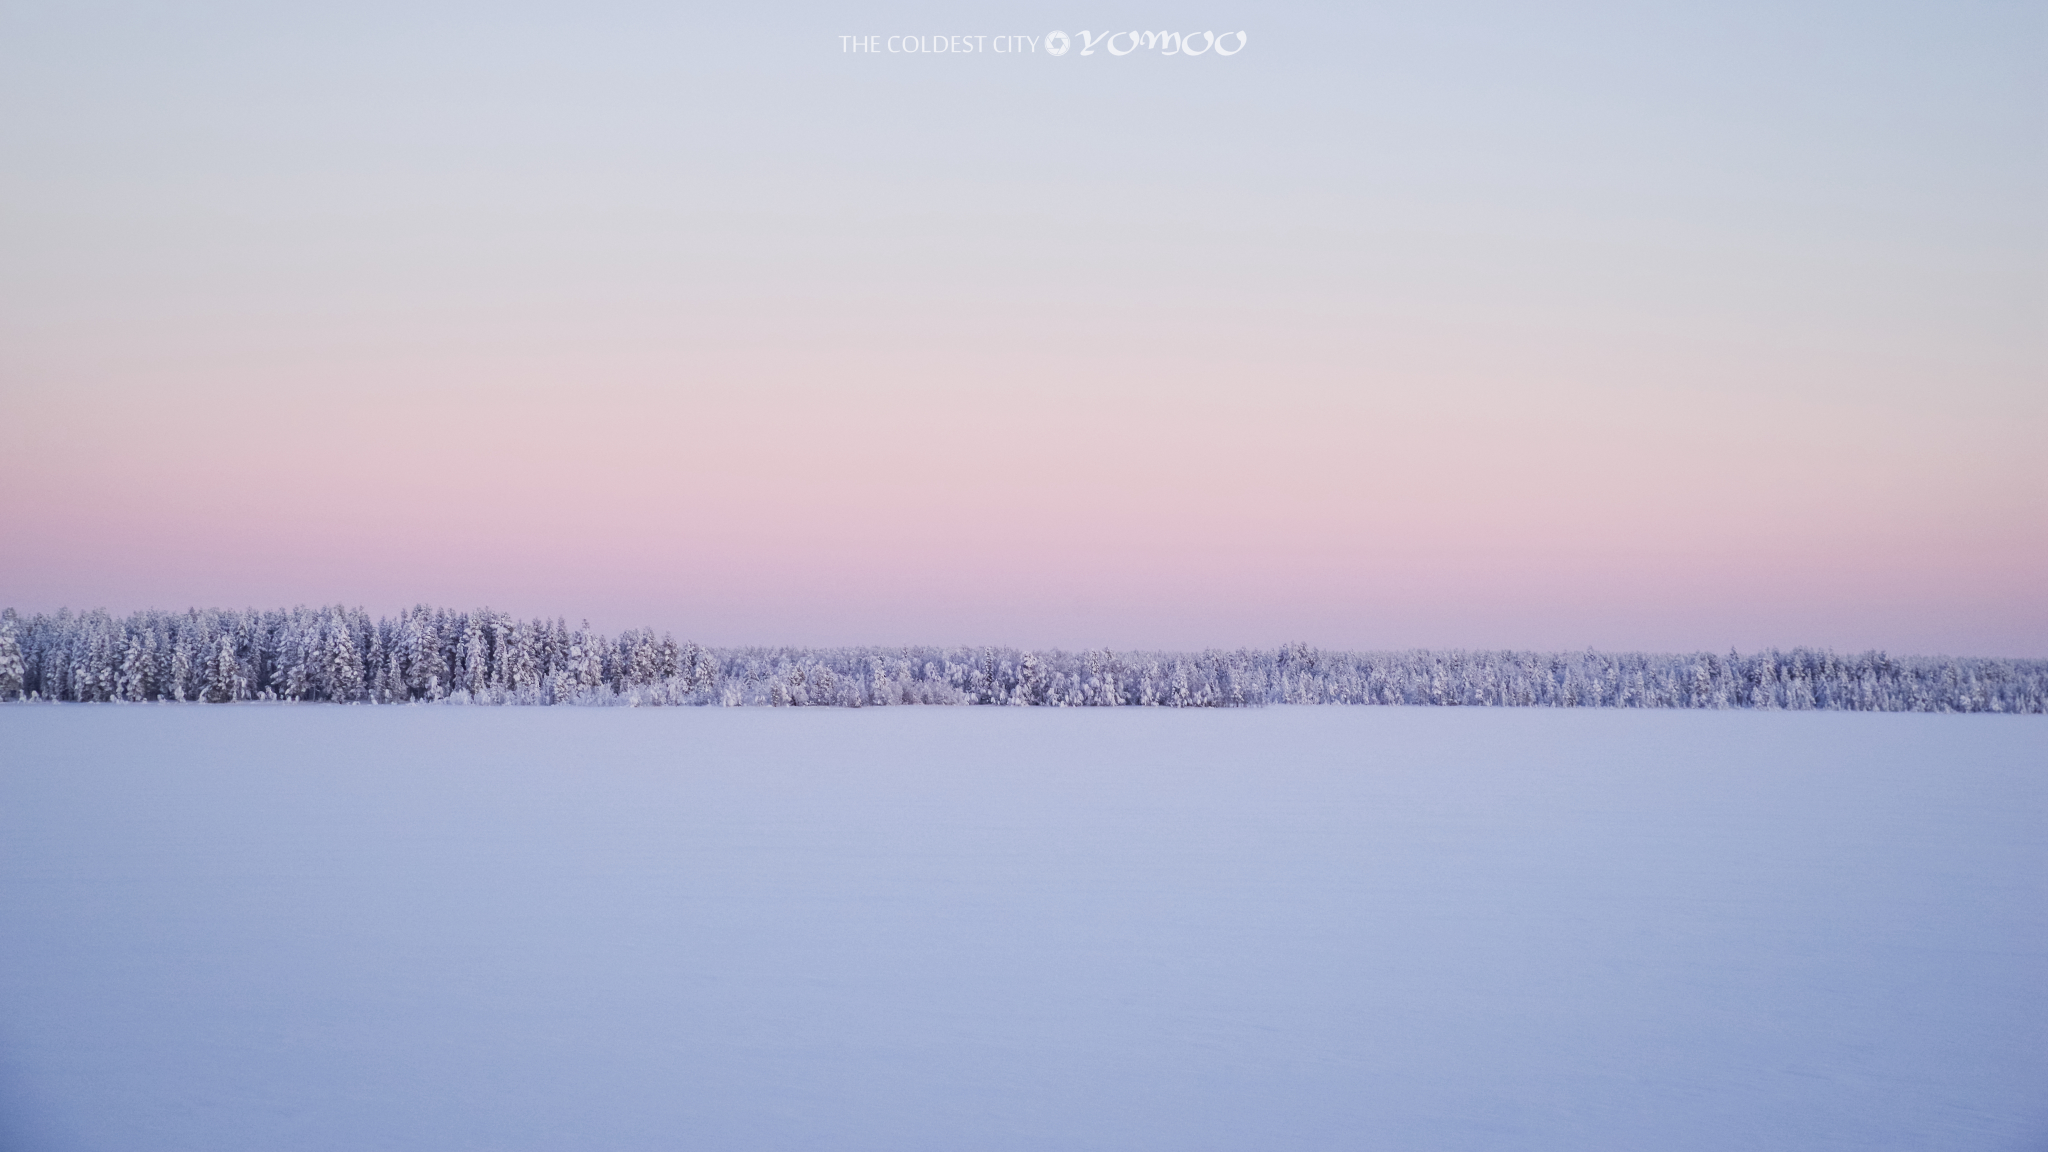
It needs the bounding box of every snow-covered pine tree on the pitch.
[680,642,716,695]
[276,610,314,701]
[205,634,238,703]
[326,610,366,702]
[401,609,441,700]
[364,623,387,703]
[621,630,662,687]
[0,609,24,700]
[167,630,194,702]
[560,622,603,701]
[454,611,490,698]
[4,603,2046,712]
[381,647,406,703]
[493,619,538,697]
[118,628,155,701]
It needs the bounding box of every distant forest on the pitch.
[1,606,2041,713]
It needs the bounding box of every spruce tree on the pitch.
[0,609,24,700]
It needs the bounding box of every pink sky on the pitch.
[2,3,2041,654]
[7,314,2039,652]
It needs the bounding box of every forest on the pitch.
[1,605,2041,712]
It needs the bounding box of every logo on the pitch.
[839,30,1247,57]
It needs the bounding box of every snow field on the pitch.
[0,705,2042,1150]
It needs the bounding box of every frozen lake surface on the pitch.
[0,706,2042,1151]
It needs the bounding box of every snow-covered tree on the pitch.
[325,611,366,702]
[205,634,239,703]
[0,609,24,700]
[1,603,2041,713]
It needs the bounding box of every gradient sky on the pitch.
[2,1,2042,653]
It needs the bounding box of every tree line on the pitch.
[0,605,2040,713]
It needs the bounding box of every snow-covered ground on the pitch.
[0,706,2041,1151]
